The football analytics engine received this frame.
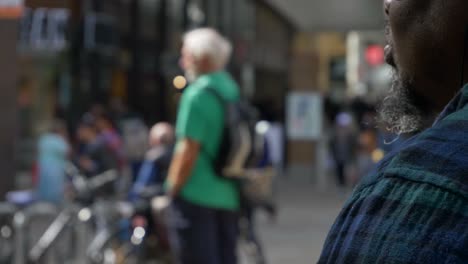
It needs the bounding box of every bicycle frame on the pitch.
[28,209,73,262]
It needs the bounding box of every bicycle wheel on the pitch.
[0,203,15,264]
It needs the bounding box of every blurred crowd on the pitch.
[35,101,172,204]
[23,28,283,264]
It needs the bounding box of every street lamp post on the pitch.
[0,19,19,199]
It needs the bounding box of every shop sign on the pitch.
[18,7,69,52]
[0,0,23,19]
[287,92,323,141]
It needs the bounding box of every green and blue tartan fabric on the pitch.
[319,85,468,264]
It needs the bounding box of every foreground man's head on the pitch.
[380,0,468,133]
[179,28,232,82]
[319,1,468,263]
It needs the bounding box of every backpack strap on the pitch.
[200,87,226,163]
[204,87,226,105]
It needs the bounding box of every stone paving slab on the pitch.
[255,179,347,264]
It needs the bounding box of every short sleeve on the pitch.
[175,91,207,143]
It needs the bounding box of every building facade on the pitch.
[11,0,294,186]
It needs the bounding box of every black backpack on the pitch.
[205,88,266,179]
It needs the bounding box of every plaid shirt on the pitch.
[319,85,468,264]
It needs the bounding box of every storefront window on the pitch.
[17,4,71,170]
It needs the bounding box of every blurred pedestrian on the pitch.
[110,98,149,181]
[165,28,240,264]
[129,122,174,201]
[95,112,126,170]
[329,112,357,189]
[37,120,70,204]
[264,116,285,179]
[76,115,118,177]
[319,0,468,263]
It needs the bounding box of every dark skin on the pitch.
[384,0,468,113]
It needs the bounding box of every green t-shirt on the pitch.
[170,71,240,210]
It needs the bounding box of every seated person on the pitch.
[129,123,174,201]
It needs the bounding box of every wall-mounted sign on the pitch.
[0,0,23,19]
[18,7,69,52]
[287,92,323,141]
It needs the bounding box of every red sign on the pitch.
[365,45,385,66]
[0,0,23,19]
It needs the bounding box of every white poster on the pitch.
[287,92,323,140]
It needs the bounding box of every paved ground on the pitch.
[255,178,347,264]
[16,170,346,264]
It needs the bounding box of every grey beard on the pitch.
[184,69,199,83]
[377,73,425,134]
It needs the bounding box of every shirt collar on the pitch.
[432,83,468,126]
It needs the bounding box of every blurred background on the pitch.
[0,0,393,263]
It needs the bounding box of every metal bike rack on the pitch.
[0,202,17,264]
[13,202,61,264]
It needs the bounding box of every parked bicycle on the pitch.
[28,164,118,263]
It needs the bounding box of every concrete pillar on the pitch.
[0,19,19,198]
[287,34,319,182]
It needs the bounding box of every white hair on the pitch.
[149,122,174,145]
[183,28,232,69]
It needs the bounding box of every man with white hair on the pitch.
[129,122,174,201]
[165,28,240,264]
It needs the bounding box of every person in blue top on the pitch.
[37,120,70,204]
